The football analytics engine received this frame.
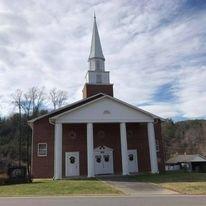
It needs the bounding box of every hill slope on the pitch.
[162,119,206,160]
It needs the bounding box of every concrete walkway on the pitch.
[99,177,178,196]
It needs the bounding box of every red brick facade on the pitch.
[82,83,114,98]
[32,117,54,178]
[31,118,165,178]
[93,123,122,174]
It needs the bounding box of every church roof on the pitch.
[28,93,163,124]
[166,154,206,164]
[88,15,105,60]
[50,94,163,122]
[28,93,104,124]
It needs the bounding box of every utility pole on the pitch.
[26,119,31,177]
[18,102,22,167]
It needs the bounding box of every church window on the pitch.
[96,74,102,83]
[103,110,111,115]
[37,143,47,157]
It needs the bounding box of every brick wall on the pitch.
[93,123,122,174]
[62,124,87,177]
[32,121,165,178]
[126,123,151,172]
[32,117,54,178]
[82,84,113,98]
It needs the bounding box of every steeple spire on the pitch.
[89,14,105,61]
[82,15,113,98]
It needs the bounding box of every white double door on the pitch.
[128,149,138,173]
[94,146,114,175]
[65,152,80,176]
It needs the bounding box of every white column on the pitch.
[54,122,62,179]
[147,122,159,173]
[120,123,129,175]
[87,123,94,177]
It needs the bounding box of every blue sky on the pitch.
[0,0,205,120]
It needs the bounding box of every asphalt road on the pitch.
[0,196,206,206]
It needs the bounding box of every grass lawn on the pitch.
[0,179,121,197]
[134,172,206,195]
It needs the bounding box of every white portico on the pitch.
[51,95,160,179]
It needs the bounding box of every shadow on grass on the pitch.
[0,177,100,186]
[0,181,42,187]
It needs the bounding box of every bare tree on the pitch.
[12,87,46,117]
[21,93,32,117]
[11,89,23,110]
[21,87,46,116]
[11,89,23,166]
[30,87,46,115]
[49,88,68,110]
[11,87,46,175]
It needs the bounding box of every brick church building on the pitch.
[28,16,165,179]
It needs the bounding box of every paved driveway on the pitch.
[99,176,178,196]
[0,196,206,206]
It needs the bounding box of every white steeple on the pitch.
[89,13,105,61]
[86,14,110,85]
[88,14,105,72]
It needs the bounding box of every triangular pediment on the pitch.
[51,95,157,123]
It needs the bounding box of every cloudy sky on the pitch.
[0,0,205,120]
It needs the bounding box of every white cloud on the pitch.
[0,0,205,120]
[141,103,180,119]
[174,66,206,118]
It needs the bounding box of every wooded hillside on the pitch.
[0,86,68,171]
[162,119,206,159]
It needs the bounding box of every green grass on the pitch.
[134,171,206,183]
[133,172,206,194]
[1,172,205,196]
[0,179,121,197]
[161,182,206,195]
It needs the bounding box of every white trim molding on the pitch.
[50,95,163,122]
[87,123,94,177]
[53,97,155,124]
[54,123,62,179]
[120,122,129,175]
[37,142,48,157]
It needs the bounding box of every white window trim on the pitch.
[37,143,48,157]
[156,139,160,152]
